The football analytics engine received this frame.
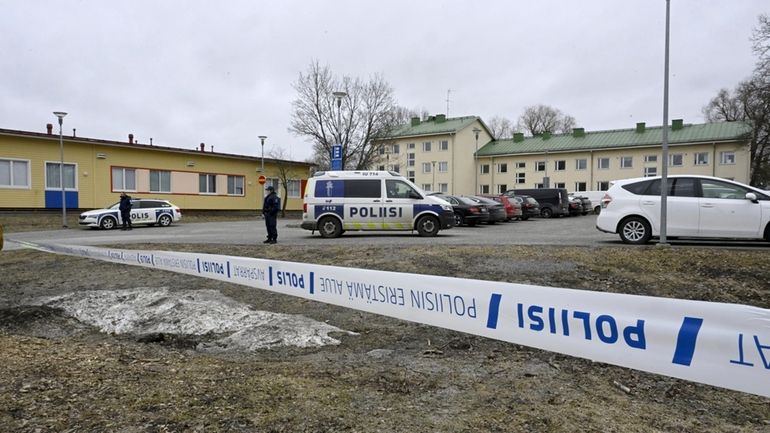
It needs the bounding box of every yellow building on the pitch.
[375,114,493,195]
[0,126,313,211]
[378,116,752,194]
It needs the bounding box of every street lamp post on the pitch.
[332,91,346,168]
[431,160,437,192]
[472,127,481,194]
[659,0,671,245]
[53,111,67,228]
[258,135,267,172]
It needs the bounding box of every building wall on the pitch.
[375,120,490,195]
[477,141,751,192]
[0,133,311,211]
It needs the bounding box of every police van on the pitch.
[301,171,455,238]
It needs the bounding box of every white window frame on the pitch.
[644,167,657,177]
[199,173,217,194]
[0,158,31,189]
[438,182,448,193]
[598,158,610,169]
[516,162,526,169]
[644,155,658,163]
[575,159,587,170]
[286,179,301,198]
[597,181,610,190]
[150,170,172,193]
[44,161,77,191]
[720,151,735,165]
[694,152,709,166]
[438,161,448,172]
[407,152,415,167]
[439,140,449,151]
[422,162,431,173]
[497,184,508,194]
[227,175,245,196]
[480,184,490,194]
[620,156,633,169]
[575,182,587,192]
[516,172,526,184]
[266,177,280,193]
[496,163,508,173]
[112,167,137,192]
[480,164,490,175]
[407,143,415,150]
[669,153,683,167]
[535,161,546,172]
[422,141,432,152]
[554,160,566,171]
[421,183,431,191]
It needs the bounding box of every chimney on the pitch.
[200,143,205,152]
[672,119,684,131]
[150,138,153,146]
[72,128,76,137]
[128,133,134,144]
[636,122,646,133]
[46,123,53,134]
[572,127,585,137]
[211,145,214,152]
[513,132,524,142]
[411,116,420,127]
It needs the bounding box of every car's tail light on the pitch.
[601,193,612,208]
[175,208,181,215]
[469,206,480,214]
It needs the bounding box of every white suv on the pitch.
[596,175,770,244]
[79,198,182,230]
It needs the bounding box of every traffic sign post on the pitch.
[258,175,266,185]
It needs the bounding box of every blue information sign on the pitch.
[331,144,342,170]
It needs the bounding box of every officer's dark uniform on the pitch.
[262,186,280,244]
[119,193,132,230]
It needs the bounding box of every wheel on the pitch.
[541,207,553,218]
[594,206,601,214]
[158,214,172,227]
[764,224,770,242]
[454,213,464,227]
[521,216,529,221]
[618,216,652,244]
[99,216,117,230]
[415,216,440,237]
[318,216,342,238]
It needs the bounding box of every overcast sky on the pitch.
[1,0,767,161]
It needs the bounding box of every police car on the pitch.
[79,198,182,229]
[301,170,455,237]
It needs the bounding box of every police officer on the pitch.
[262,185,280,244]
[119,192,133,230]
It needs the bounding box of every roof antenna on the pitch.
[446,88,452,117]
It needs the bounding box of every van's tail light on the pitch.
[601,193,612,208]
[303,202,307,213]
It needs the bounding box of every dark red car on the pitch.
[481,195,522,221]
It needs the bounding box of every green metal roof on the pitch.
[476,121,752,157]
[386,115,484,138]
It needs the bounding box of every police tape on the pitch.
[15,240,770,398]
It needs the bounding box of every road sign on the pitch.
[331,144,343,170]
[258,175,266,185]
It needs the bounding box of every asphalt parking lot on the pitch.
[6,214,770,250]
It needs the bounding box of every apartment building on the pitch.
[476,120,751,193]
[374,114,493,195]
[378,116,751,194]
[0,125,313,211]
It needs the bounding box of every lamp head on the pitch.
[53,112,67,124]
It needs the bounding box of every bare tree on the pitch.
[487,116,514,139]
[516,104,576,136]
[267,148,293,217]
[289,61,401,170]
[703,14,770,186]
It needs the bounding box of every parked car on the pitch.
[467,196,507,224]
[482,194,521,221]
[504,188,569,218]
[568,194,593,216]
[574,190,605,214]
[567,196,583,216]
[596,175,770,244]
[79,198,182,229]
[510,195,540,220]
[434,194,489,227]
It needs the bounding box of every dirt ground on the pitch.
[1,239,769,432]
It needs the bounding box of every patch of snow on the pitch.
[31,288,354,351]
